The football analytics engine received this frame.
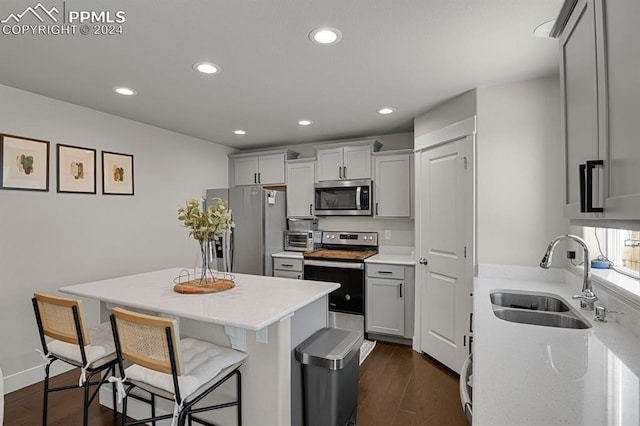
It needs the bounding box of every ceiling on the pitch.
[0,0,562,150]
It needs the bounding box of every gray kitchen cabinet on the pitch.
[599,0,640,219]
[230,149,298,186]
[273,256,303,279]
[286,159,315,218]
[366,264,414,339]
[373,150,412,218]
[315,139,382,181]
[559,0,603,219]
[556,0,640,221]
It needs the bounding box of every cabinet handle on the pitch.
[399,282,403,298]
[579,164,586,213]
[585,160,603,213]
[375,202,379,215]
[254,172,257,184]
[418,258,428,265]
[297,274,302,279]
[281,263,294,267]
[309,204,313,215]
[339,166,342,179]
[258,172,261,184]
[344,166,347,179]
[469,312,473,333]
[378,271,393,274]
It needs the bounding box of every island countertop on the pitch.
[59,267,339,331]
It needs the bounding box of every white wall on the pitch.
[414,90,477,138]
[0,85,232,383]
[247,132,414,159]
[476,77,567,266]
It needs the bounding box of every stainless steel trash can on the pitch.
[295,327,364,426]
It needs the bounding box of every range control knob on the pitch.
[345,294,351,301]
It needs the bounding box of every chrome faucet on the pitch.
[539,234,598,310]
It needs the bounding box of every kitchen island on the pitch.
[60,267,339,426]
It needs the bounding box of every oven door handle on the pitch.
[303,260,364,270]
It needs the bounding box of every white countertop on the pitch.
[272,251,304,259]
[365,253,415,266]
[474,272,640,425]
[59,267,338,331]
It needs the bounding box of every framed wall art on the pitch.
[0,133,50,191]
[102,151,134,195]
[56,144,96,194]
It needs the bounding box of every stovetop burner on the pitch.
[303,231,378,261]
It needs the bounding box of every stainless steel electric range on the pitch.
[303,231,378,333]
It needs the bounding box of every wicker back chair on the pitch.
[32,293,118,426]
[110,307,246,426]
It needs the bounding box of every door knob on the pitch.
[419,258,428,265]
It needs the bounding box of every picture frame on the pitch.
[56,144,96,194]
[0,133,50,192]
[102,151,134,195]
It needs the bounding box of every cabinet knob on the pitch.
[419,258,428,265]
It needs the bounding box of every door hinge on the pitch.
[463,156,468,170]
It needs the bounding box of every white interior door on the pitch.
[418,135,473,374]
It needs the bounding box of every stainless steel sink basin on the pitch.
[491,308,591,329]
[490,291,570,312]
[489,290,591,329]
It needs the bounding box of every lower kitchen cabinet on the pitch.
[273,256,303,279]
[366,263,414,340]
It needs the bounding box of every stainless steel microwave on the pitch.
[313,179,372,216]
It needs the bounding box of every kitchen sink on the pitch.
[490,291,570,312]
[489,291,591,329]
[491,308,590,329]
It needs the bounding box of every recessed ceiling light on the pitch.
[193,62,221,74]
[534,20,555,38]
[113,87,136,96]
[298,120,313,126]
[234,130,246,135]
[377,107,395,115]
[309,27,342,45]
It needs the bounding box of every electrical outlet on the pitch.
[384,230,392,240]
[567,250,576,259]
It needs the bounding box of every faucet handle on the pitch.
[573,291,598,310]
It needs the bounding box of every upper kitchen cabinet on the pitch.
[373,150,413,218]
[558,0,602,219]
[286,158,316,218]
[599,0,640,219]
[229,149,298,186]
[314,139,382,181]
[556,0,640,221]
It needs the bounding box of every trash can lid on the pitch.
[295,328,364,370]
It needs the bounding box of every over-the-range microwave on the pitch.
[314,179,372,216]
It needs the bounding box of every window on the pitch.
[606,228,640,278]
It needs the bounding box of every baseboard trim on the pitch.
[4,363,75,394]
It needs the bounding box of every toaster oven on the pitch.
[285,230,322,252]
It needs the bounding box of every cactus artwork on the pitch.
[16,154,34,175]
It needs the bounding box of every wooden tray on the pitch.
[173,278,235,294]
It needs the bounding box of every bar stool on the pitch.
[109,307,246,426]
[32,292,119,426]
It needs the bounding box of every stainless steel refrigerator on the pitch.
[205,187,286,276]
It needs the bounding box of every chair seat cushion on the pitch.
[47,322,115,366]
[125,338,247,399]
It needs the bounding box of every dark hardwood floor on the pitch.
[3,342,467,425]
